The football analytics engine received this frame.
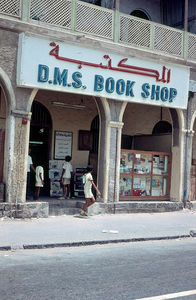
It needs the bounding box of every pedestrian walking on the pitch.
[80,165,101,216]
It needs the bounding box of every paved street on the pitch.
[1,210,196,249]
[0,239,196,300]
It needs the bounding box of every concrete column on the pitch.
[96,116,110,203]
[107,121,123,202]
[183,129,194,206]
[170,137,184,203]
[5,109,31,203]
[181,93,196,206]
[95,97,126,203]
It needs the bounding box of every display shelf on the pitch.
[74,167,86,198]
[152,154,169,175]
[120,151,133,173]
[120,150,171,200]
[120,174,132,197]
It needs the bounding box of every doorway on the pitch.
[89,115,99,184]
[30,101,52,196]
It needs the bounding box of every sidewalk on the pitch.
[0,209,196,250]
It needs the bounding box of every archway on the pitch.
[120,103,173,199]
[122,105,173,153]
[29,101,52,196]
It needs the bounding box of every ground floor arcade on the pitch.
[0,81,196,217]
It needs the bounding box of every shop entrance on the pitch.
[30,101,52,196]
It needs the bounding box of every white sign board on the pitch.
[17,34,190,109]
[54,131,72,160]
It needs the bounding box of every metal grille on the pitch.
[0,0,21,17]
[75,2,113,39]
[119,15,151,48]
[30,0,72,29]
[154,25,183,57]
[188,33,196,60]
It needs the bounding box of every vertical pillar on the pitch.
[5,110,31,203]
[170,130,184,203]
[21,0,31,22]
[184,0,189,32]
[107,121,123,202]
[95,97,126,203]
[183,129,194,206]
[181,92,196,206]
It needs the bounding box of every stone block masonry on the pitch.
[88,201,184,215]
[0,202,49,218]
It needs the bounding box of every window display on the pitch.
[120,152,133,173]
[120,150,171,199]
[153,155,168,175]
[120,174,132,197]
[134,153,152,174]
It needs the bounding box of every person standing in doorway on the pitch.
[80,165,101,216]
[34,164,44,200]
[26,148,35,200]
[59,155,73,199]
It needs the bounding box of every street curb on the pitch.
[5,234,191,250]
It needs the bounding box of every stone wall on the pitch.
[0,202,49,218]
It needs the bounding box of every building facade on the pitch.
[0,0,196,217]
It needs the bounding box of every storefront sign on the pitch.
[54,131,72,159]
[17,34,190,109]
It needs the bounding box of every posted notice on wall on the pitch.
[54,131,72,159]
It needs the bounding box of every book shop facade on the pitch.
[0,32,194,216]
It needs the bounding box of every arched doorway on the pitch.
[29,101,52,196]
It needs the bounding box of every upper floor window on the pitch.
[130,10,150,21]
